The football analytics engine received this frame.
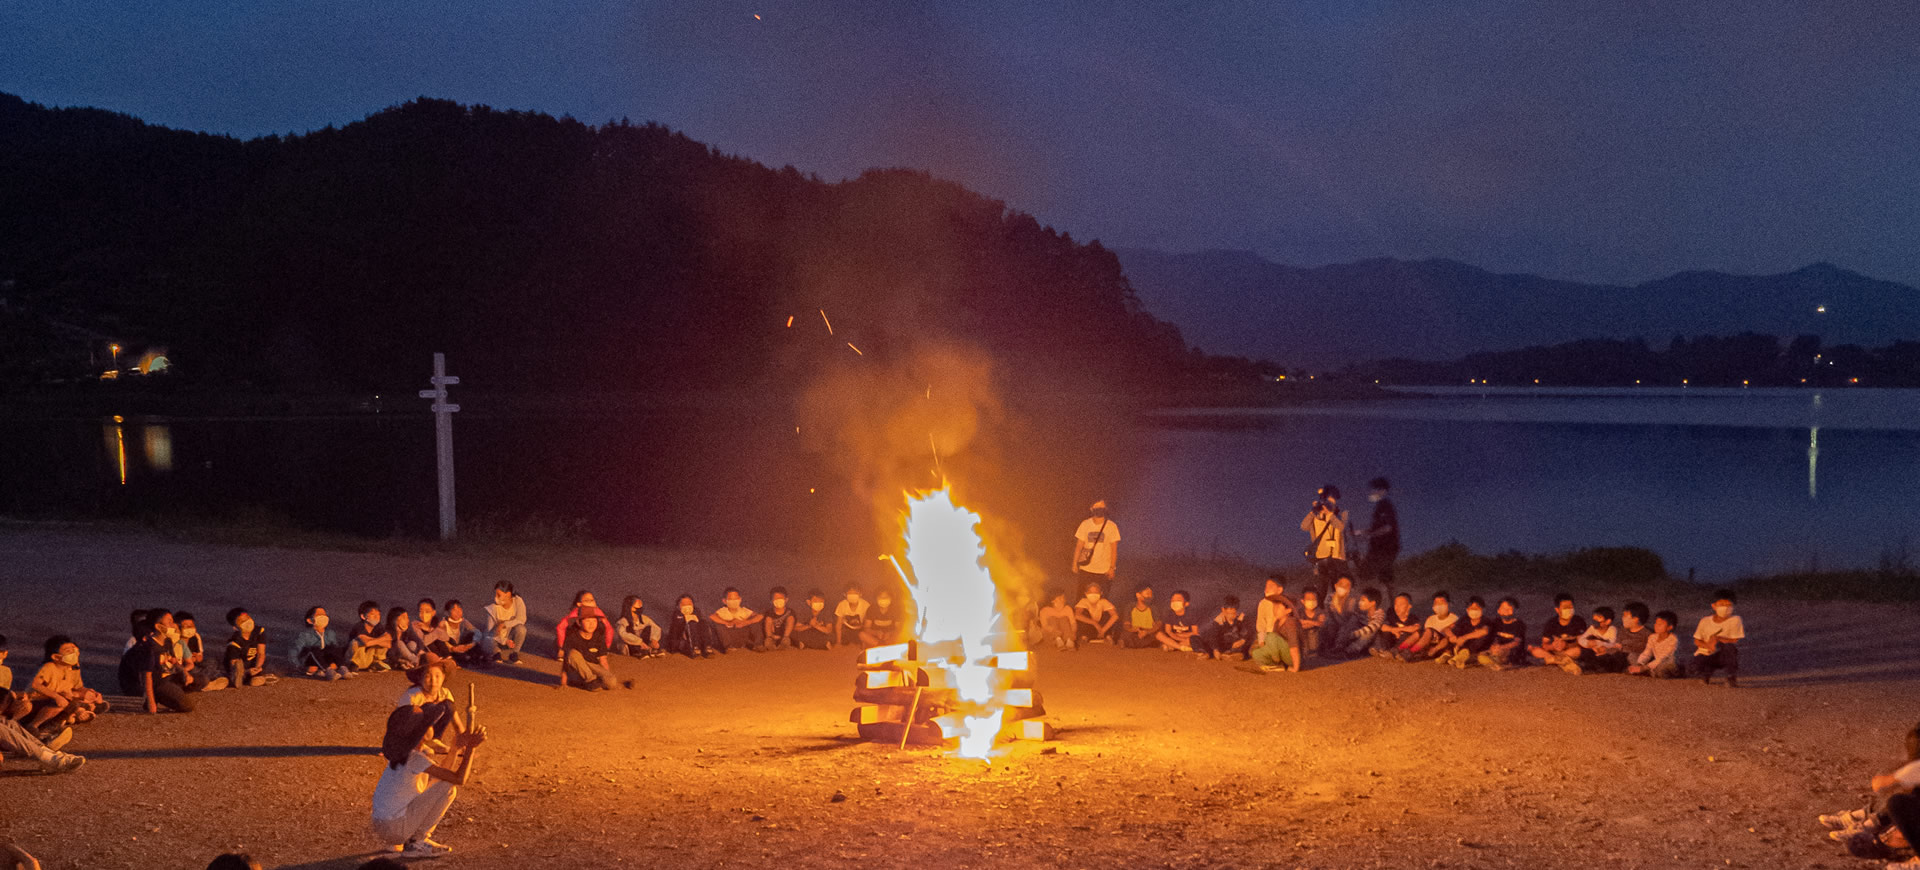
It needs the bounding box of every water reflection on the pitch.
[103,419,127,486]
[144,425,174,473]
[1808,426,1819,501]
[101,418,175,485]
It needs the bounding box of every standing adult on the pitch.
[1070,500,1122,593]
[1360,477,1400,589]
[1299,485,1351,590]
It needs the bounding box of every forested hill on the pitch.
[0,93,1191,394]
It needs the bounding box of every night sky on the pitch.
[4,1,1917,286]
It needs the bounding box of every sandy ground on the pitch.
[3,526,1920,870]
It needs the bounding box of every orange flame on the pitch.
[900,485,1005,758]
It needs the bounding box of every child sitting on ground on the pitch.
[1254,576,1293,646]
[1196,596,1254,660]
[412,600,452,659]
[26,636,102,738]
[761,588,797,650]
[1334,588,1386,658]
[1073,582,1119,645]
[1373,593,1420,658]
[713,588,766,651]
[224,608,276,688]
[440,601,481,665]
[348,602,393,672]
[290,606,352,681]
[616,596,663,658]
[0,634,11,695]
[792,591,834,650]
[1119,586,1160,649]
[1628,610,1682,678]
[0,684,85,773]
[1691,589,1745,688]
[1039,590,1077,651]
[1443,597,1493,668]
[1563,606,1620,676]
[386,608,422,671]
[174,613,228,691]
[1322,575,1357,649]
[1480,597,1528,670]
[1396,591,1458,662]
[1296,589,1325,658]
[1249,596,1302,673]
[119,614,194,714]
[860,590,907,648]
[560,612,625,691]
[1156,590,1199,652]
[1597,602,1651,674]
[834,586,869,648]
[481,582,528,665]
[1527,594,1586,669]
[666,594,723,658]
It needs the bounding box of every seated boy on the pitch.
[1527,594,1586,668]
[1396,591,1458,662]
[119,614,195,714]
[1156,591,1200,652]
[1194,596,1254,660]
[1597,602,1651,674]
[0,686,84,773]
[349,601,394,671]
[1691,589,1744,688]
[224,608,276,688]
[1249,596,1302,673]
[712,588,766,652]
[792,591,835,650]
[1072,582,1119,645]
[761,588,797,650]
[1296,589,1325,658]
[26,636,102,738]
[1480,597,1528,670]
[481,582,528,664]
[1443,597,1493,668]
[859,590,908,648]
[290,606,351,681]
[1628,610,1682,678]
[1254,576,1294,646]
[412,600,452,659]
[1333,588,1386,658]
[1564,606,1620,676]
[174,613,228,691]
[1374,593,1420,658]
[833,587,869,648]
[1119,586,1160,649]
[441,600,483,664]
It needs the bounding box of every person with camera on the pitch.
[1359,477,1400,587]
[1070,500,1121,593]
[1299,485,1351,589]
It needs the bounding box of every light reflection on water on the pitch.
[100,419,174,486]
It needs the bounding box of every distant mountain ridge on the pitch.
[1116,248,1920,367]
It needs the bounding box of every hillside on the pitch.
[0,93,1191,394]
[1118,248,1920,368]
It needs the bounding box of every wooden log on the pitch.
[861,642,912,665]
[1010,719,1054,741]
[853,685,956,707]
[987,651,1032,671]
[857,720,947,745]
[859,669,911,690]
[849,704,907,725]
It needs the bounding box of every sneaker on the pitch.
[1560,660,1583,676]
[201,677,228,692]
[403,838,453,857]
[1846,830,1893,859]
[1822,810,1870,829]
[43,752,85,774]
[1883,856,1920,869]
[1259,664,1287,672]
[326,670,344,682]
[370,661,393,672]
[248,675,269,687]
[507,652,521,664]
[44,727,73,752]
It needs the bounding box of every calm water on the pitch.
[3,388,1916,582]
[1127,387,1920,581]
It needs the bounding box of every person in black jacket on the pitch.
[1360,477,1400,587]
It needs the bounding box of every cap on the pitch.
[1089,500,1108,511]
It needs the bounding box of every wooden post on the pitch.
[418,353,461,540]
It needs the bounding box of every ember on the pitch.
[849,486,1051,757]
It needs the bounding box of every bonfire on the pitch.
[849,486,1051,757]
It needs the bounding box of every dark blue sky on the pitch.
[4,1,1917,285]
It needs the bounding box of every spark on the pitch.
[785,315,794,328]
[847,342,862,356]
[819,309,833,335]
[754,13,762,19]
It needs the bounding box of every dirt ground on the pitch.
[3,526,1919,870]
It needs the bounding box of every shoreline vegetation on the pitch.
[5,513,1914,604]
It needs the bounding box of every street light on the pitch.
[109,343,121,370]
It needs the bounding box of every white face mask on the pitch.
[182,626,197,638]
[1467,609,1484,621]
[311,616,329,631]
[809,601,824,612]
[1369,492,1384,503]
[238,619,255,634]
[680,604,695,615]
[1557,609,1574,621]
[877,599,892,610]
[1713,605,1733,618]
[772,598,787,609]
[724,599,742,610]
[1171,601,1187,614]
[58,652,79,666]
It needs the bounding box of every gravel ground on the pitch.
[2,527,1918,870]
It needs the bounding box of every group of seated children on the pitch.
[1028,573,1746,683]
[0,633,86,774]
[1817,722,1920,869]
[646,585,913,661]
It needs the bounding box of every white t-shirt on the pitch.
[1074,596,1117,621]
[714,605,757,624]
[1072,518,1122,575]
[1694,614,1746,644]
[372,750,435,821]
[1578,624,1619,650]
[395,685,455,708]
[1423,612,1460,634]
[1894,760,1920,789]
[835,599,869,625]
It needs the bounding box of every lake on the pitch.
[3,387,1916,582]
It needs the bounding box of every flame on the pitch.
[900,485,1004,759]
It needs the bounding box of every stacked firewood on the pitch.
[849,640,1053,746]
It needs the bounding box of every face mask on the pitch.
[772,598,787,609]
[238,619,255,634]
[1369,493,1383,502]
[1713,605,1733,618]
[1171,602,1187,614]
[58,652,79,666]
[1557,609,1573,620]
[680,604,695,615]
[725,600,742,610]
[1433,604,1449,616]
[1467,609,1483,621]
[810,601,824,612]
[311,616,329,631]
[1084,594,1100,603]
[877,600,892,610]
[182,627,197,638]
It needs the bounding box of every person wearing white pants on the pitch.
[371,705,487,857]
[0,690,84,774]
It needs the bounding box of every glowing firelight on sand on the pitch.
[900,486,1006,758]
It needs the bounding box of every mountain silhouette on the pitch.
[1117,248,1920,367]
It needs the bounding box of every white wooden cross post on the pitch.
[419,353,461,540]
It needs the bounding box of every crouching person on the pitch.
[0,687,84,773]
[290,606,351,681]
[372,706,487,857]
[1628,611,1684,678]
[119,614,194,714]
[561,613,623,691]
